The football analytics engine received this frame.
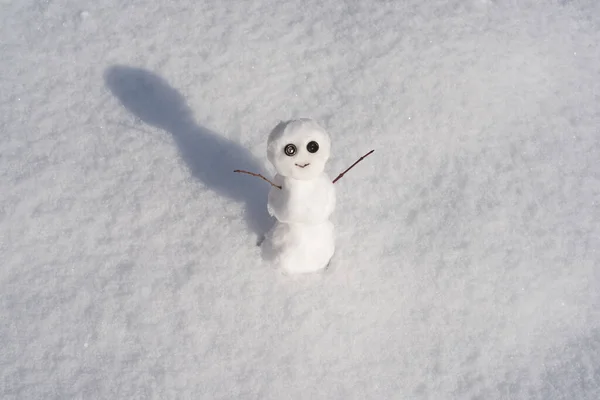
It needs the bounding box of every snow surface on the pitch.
[2,0,600,398]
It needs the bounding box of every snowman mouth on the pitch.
[295,163,310,168]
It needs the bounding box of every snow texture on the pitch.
[1,0,600,399]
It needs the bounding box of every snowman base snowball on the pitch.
[262,220,335,274]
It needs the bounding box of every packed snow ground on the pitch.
[2,0,600,398]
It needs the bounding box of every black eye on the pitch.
[284,144,297,156]
[307,141,319,153]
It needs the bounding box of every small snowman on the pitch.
[235,118,373,274]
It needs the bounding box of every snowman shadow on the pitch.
[103,65,272,238]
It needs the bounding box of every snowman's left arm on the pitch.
[332,149,375,184]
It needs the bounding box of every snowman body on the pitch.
[261,119,336,274]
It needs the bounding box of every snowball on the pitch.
[262,220,335,274]
[267,172,335,224]
[267,118,331,180]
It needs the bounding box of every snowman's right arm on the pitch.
[233,169,282,189]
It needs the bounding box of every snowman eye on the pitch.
[284,144,297,156]
[307,141,319,153]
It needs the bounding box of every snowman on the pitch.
[234,118,373,274]
[260,118,336,274]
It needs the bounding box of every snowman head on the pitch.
[267,118,331,180]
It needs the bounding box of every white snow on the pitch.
[1,0,600,398]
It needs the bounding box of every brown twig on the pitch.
[332,149,375,184]
[234,169,282,189]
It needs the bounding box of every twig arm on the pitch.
[234,169,282,189]
[332,149,375,184]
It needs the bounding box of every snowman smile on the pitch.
[295,163,310,168]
